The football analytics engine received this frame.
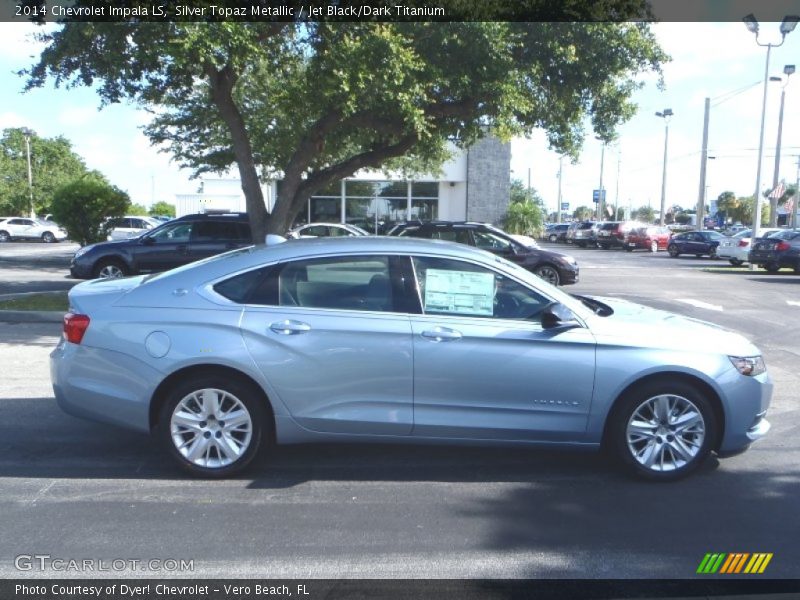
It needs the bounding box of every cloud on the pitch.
[0,111,29,129]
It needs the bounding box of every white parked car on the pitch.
[106,216,162,241]
[716,228,783,266]
[0,217,68,243]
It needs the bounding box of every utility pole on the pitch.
[793,156,800,229]
[615,149,621,221]
[771,65,794,226]
[556,156,563,224]
[597,142,606,220]
[696,98,710,231]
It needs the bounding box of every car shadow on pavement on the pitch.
[1,397,645,484]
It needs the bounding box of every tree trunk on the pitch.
[206,64,269,244]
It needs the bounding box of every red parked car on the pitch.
[624,226,672,252]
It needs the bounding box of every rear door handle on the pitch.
[421,327,462,342]
[270,320,311,335]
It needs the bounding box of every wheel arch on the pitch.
[149,363,276,441]
[601,371,725,452]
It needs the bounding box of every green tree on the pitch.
[573,205,593,221]
[149,201,176,217]
[505,200,543,237]
[0,128,89,216]
[729,196,768,226]
[633,205,655,223]
[674,213,692,225]
[25,16,666,242]
[127,202,148,216]
[50,177,130,246]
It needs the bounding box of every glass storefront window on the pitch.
[411,199,438,221]
[412,182,438,198]
[310,197,339,223]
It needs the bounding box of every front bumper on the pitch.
[69,258,93,279]
[717,370,773,455]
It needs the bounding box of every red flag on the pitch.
[768,182,785,199]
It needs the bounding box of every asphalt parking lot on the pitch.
[0,240,798,579]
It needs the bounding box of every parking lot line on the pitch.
[675,298,723,311]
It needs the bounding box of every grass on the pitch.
[0,291,69,312]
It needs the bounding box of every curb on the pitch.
[0,310,65,323]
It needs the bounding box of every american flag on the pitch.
[768,182,785,199]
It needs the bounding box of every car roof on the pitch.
[174,212,249,222]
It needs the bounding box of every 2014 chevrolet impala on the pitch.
[51,237,772,480]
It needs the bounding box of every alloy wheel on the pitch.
[625,393,705,473]
[97,263,124,279]
[170,388,254,469]
[535,265,560,286]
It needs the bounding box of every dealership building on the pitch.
[175,137,511,233]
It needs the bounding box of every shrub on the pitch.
[51,178,129,246]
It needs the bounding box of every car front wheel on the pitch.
[608,381,717,481]
[159,376,267,477]
[92,259,128,279]
[41,231,55,243]
[548,234,558,243]
[534,264,561,286]
[667,245,679,257]
[0,230,9,243]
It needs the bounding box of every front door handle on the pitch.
[421,327,462,342]
[270,320,311,335]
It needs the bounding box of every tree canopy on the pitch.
[25,15,667,241]
[0,128,89,216]
[50,176,130,245]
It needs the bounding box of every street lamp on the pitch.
[655,108,673,226]
[770,64,795,226]
[20,127,34,218]
[742,13,798,247]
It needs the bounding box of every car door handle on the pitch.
[421,327,462,342]
[270,320,311,335]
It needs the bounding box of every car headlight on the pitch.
[73,245,93,259]
[729,355,766,377]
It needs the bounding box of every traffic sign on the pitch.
[592,189,606,203]
[561,202,569,210]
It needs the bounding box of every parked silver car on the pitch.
[51,237,772,480]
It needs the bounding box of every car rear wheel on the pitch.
[608,381,716,481]
[729,258,743,266]
[765,263,780,273]
[667,245,679,257]
[534,264,561,286]
[625,246,633,252]
[0,230,9,243]
[650,240,658,253]
[92,259,128,279]
[41,231,55,243]
[158,376,267,478]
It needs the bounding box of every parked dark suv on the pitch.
[388,221,579,285]
[566,221,598,247]
[596,221,639,249]
[70,212,252,279]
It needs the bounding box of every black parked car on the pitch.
[667,230,725,258]
[388,221,579,286]
[70,212,252,279]
[749,230,800,273]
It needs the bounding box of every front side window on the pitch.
[412,256,549,321]
[471,230,514,252]
[149,221,193,243]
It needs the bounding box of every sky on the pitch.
[1,21,799,216]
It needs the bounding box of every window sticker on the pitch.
[424,269,495,316]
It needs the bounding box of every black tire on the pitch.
[709,247,717,259]
[625,247,633,252]
[607,380,717,481]
[534,264,561,286]
[577,241,586,248]
[41,231,56,243]
[729,258,743,266]
[667,245,679,257]
[92,258,129,279]
[599,244,609,250]
[764,263,780,273]
[0,230,9,243]
[548,234,558,243]
[157,375,268,478]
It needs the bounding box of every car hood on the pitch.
[584,296,760,357]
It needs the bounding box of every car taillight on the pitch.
[776,241,791,252]
[63,313,90,344]
[738,240,750,247]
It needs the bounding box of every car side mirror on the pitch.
[141,236,155,245]
[541,302,582,330]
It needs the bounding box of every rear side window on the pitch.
[193,220,247,241]
[213,267,273,303]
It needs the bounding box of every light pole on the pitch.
[655,109,673,225]
[20,127,34,218]
[596,139,606,221]
[770,64,795,226]
[556,156,563,224]
[743,13,798,247]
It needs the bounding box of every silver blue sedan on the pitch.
[51,237,772,480]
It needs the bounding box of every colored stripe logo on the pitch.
[697,553,773,574]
